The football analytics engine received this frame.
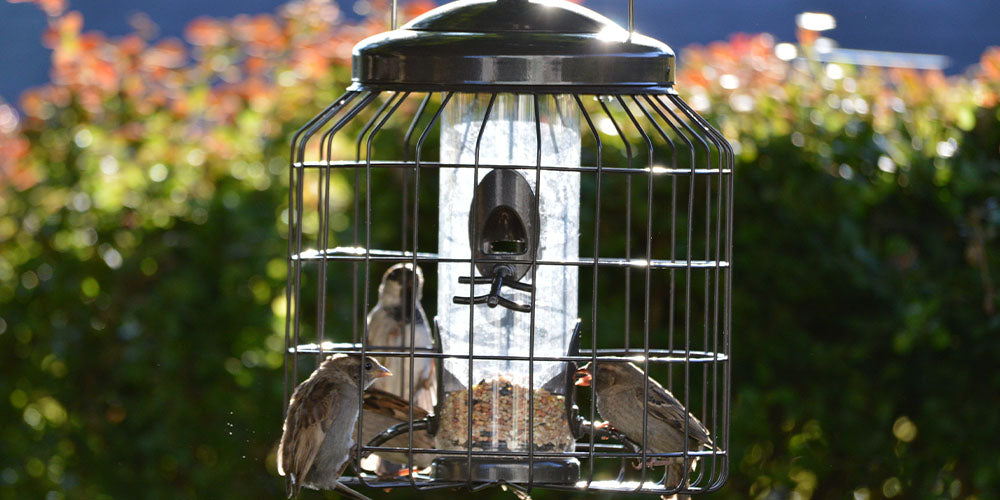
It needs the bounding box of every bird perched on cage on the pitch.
[357,388,436,475]
[575,361,713,499]
[278,354,391,499]
[366,263,436,413]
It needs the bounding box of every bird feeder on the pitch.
[284,0,732,496]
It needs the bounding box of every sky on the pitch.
[1,0,998,104]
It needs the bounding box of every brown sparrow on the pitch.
[278,354,390,498]
[576,361,713,497]
[365,264,436,414]
[357,388,436,474]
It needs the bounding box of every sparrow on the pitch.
[357,388,436,474]
[278,354,391,499]
[365,263,436,414]
[575,361,713,498]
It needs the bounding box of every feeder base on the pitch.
[431,456,579,485]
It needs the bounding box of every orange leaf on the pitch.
[185,17,229,47]
[9,0,65,17]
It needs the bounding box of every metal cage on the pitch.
[282,0,732,496]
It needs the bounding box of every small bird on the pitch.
[278,354,391,499]
[357,388,436,474]
[575,361,713,498]
[365,263,436,414]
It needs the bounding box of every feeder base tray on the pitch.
[431,456,580,484]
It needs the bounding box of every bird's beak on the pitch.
[374,367,392,378]
[574,368,592,387]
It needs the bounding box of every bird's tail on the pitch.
[662,459,693,500]
[333,481,373,500]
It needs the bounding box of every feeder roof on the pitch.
[351,0,675,91]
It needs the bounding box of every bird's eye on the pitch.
[364,361,373,371]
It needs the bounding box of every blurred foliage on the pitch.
[1,1,998,499]
[681,34,1000,500]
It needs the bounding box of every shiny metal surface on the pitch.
[352,0,675,89]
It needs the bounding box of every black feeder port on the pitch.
[453,169,539,313]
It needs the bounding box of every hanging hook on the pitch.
[627,0,635,40]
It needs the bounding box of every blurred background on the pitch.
[1,0,998,499]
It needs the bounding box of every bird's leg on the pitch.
[333,480,373,500]
[348,444,369,477]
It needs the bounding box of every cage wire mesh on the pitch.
[282,1,732,497]
[283,88,732,494]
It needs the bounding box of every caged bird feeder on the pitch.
[283,0,733,496]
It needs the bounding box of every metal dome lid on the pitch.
[351,0,676,91]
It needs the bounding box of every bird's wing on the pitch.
[278,376,341,484]
[363,388,429,421]
[635,386,713,447]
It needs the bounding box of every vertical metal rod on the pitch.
[308,90,381,489]
[402,90,419,485]
[401,166,410,253]
[628,0,635,39]
[391,0,398,30]
[352,170,360,344]
[356,92,411,484]
[649,94,701,492]
[413,91,453,484]
[467,92,498,486]
[292,162,305,385]
[637,95,678,391]
[351,93,399,345]
[283,94,359,496]
[673,94,734,488]
[317,96,377,367]
[597,98,632,353]
[689,100,725,486]
[402,94,433,252]
[321,100,380,362]
[726,107,735,482]
[615,95,654,491]
[672,95,722,487]
[357,113,373,488]
[527,93,542,490]
[295,93,374,403]
[669,95,717,491]
[305,88,380,487]
[678,98,696,496]
[285,91,357,414]
[316,141,328,363]
[573,93,602,489]
[356,93,400,162]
